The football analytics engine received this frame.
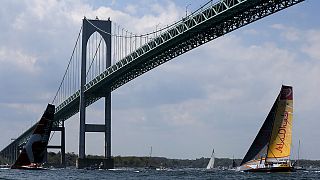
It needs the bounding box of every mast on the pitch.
[240,97,278,166]
[146,146,152,167]
[232,155,237,168]
[264,95,280,164]
[297,140,300,167]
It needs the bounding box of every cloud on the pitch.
[302,30,320,60]
[271,24,301,42]
[0,103,43,114]
[272,23,320,60]
[124,4,138,15]
[0,47,39,73]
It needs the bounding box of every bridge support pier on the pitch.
[78,18,113,169]
[105,91,111,159]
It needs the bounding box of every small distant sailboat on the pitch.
[146,146,157,170]
[228,156,237,170]
[238,85,294,172]
[11,104,55,170]
[294,140,306,170]
[232,157,237,168]
[206,148,215,169]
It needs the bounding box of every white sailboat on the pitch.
[206,148,215,169]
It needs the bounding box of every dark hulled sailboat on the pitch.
[11,104,55,170]
[238,85,294,172]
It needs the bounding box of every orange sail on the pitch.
[266,86,293,162]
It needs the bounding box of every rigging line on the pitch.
[267,148,280,163]
[96,32,98,76]
[73,46,76,92]
[86,37,103,77]
[98,34,101,74]
[118,25,120,62]
[51,26,83,104]
[76,38,79,90]
[121,28,124,60]
[275,130,292,152]
[266,128,293,163]
[272,108,294,154]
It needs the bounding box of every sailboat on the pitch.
[11,104,55,170]
[232,157,237,168]
[206,148,215,169]
[237,85,294,172]
[294,140,306,170]
[228,155,237,170]
[145,146,157,170]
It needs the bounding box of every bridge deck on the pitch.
[55,0,304,122]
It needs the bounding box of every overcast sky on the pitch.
[0,0,319,160]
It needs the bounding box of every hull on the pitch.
[294,166,306,171]
[238,161,294,172]
[11,165,46,170]
[243,166,295,172]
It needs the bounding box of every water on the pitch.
[1,168,320,180]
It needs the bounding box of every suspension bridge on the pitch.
[0,0,304,168]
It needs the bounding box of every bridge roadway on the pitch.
[1,0,304,162]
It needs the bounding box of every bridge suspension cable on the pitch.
[51,0,306,115]
[50,0,239,108]
[51,26,82,105]
[52,19,169,106]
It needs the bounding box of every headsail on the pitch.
[240,97,278,166]
[238,85,294,172]
[11,104,55,169]
[206,148,215,169]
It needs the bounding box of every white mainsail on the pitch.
[206,148,215,169]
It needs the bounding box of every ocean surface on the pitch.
[1,168,320,179]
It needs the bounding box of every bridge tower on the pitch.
[77,18,113,169]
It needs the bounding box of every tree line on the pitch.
[1,152,319,169]
[44,152,320,169]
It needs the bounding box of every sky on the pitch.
[0,0,319,160]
